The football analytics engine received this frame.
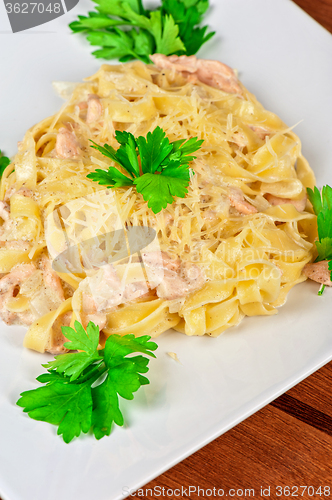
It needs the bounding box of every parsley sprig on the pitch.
[307,185,332,294]
[87,126,203,213]
[69,0,215,63]
[0,150,10,178]
[17,321,157,443]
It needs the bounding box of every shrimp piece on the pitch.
[142,251,181,273]
[3,186,33,202]
[16,187,33,198]
[5,241,30,251]
[265,193,307,212]
[150,54,242,94]
[81,292,107,331]
[142,251,205,300]
[0,201,10,221]
[200,193,212,204]
[86,94,103,124]
[0,263,36,324]
[157,261,205,300]
[89,264,123,311]
[151,53,200,73]
[302,260,332,286]
[163,213,174,226]
[55,127,81,159]
[249,125,271,140]
[195,59,242,94]
[123,282,156,302]
[48,311,72,354]
[230,131,249,149]
[39,256,65,302]
[76,95,103,124]
[229,188,258,215]
[80,264,122,329]
[77,101,88,111]
[202,210,218,222]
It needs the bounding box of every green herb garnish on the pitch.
[87,126,203,213]
[17,321,158,443]
[307,185,332,292]
[0,150,10,178]
[69,0,215,63]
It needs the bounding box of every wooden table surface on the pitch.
[131,2,332,499]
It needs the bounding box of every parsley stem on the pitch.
[318,284,326,296]
[78,361,107,385]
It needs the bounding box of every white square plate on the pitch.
[0,1,332,499]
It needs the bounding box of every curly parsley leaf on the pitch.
[169,136,204,165]
[180,0,208,12]
[69,0,214,62]
[107,357,149,397]
[17,322,158,443]
[92,346,152,439]
[104,333,157,364]
[88,27,139,61]
[63,320,100,353]
[307,185,332,261]
[87,167,135,188]
[91,377,124,439]
[161,0,214,55]
[0,151,10,178]
[90,140,120,164]
[114,130,136,146]
[136,126,173,174]
[69,12,127,32]
[36,372,68,384]
[89,135,140,180]
[183,26,215,58]
[17,382,93,443]
[88,127,203,213]
[134,161,190,213]
[307,185,332,294]
[94,0,146,16]
[131,29,154,62]
[307,185,332,218]
[115,134,140,177]
[149,10,185,54]
[315,238,332,262]
[42,321,103,382]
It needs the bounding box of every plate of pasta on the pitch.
[0,0,332,500]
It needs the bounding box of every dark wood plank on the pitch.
[292,0,332,33]
[287,362,332,417]
[270,393,332,436]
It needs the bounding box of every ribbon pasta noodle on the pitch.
[0,58,317,353]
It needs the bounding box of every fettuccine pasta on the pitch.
[0,56,317,353]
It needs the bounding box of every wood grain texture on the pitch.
[270,393,332,436]
[292,0,332,33]
[288,362,332,417]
